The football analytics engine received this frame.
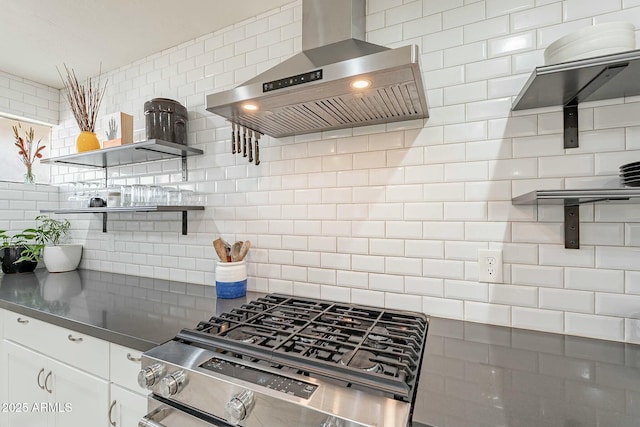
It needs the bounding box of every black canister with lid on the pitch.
[144,98,188,145]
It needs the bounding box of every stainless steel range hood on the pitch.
[205,0,428,138]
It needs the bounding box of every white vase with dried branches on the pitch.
[58,65,108,152]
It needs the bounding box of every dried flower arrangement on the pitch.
[58,64,107,132]
[13,123,46,184]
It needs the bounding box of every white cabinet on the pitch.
[3,340,110,427]
[1,311,150,427]
[4,341,48,427]
[109,344,148,425]
[3,311,109,378]
[109,384,147,427]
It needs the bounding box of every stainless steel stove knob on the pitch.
[159,370,187,398]
[137,363,165,389]
[225,390,255,425]
[320,416,343,427]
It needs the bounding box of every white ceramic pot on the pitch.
[42,244,83,273]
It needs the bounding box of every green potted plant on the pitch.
[32,215,82,273]
[0,229,43,274]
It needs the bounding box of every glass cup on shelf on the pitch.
[120,185,132,207]
[131,184,146,206]
[146,185,164,206]
[166,189,181,206]
[179,190,194,205]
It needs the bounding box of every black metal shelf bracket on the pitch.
[101,211,191,235]
[564,201,580,249]
[562,63,628,149]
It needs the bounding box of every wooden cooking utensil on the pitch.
[230,241,243,262]
[213,238,228,262]
[238,240,251,261]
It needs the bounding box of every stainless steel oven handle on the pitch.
[138,406,173,427]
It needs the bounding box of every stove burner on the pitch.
[225,327,258,343]
[340,350,381,373]
[367,326,389,341]
[269,310,293,324]
[367,326,393,349]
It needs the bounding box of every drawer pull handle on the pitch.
[68,334,83,342]
[37,368,45,390]
[44,371,53,394]
[108,400,117,426]
[127,353,142,363]
[17,318,29,324]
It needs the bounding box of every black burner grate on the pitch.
[176,294,429,402]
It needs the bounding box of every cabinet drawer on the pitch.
[110,343,147,394]
[3,311,109,379]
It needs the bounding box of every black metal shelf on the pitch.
[512,188,640,249]
[41,206,205,235]
[512,49,640,148]
[40,139,203,168]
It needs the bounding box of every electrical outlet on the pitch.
[478,249,503,283]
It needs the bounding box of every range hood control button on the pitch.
[225,390,255,425]
[159,370,186,398]
[137,363,165,389]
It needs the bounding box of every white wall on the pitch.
[41,0,640,343]
[0,71,59,125]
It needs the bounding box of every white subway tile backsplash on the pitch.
[596,293,640,317]
[465,301,512,325]
[405,239,445,258]
[405,276,444,296]
[445,161,488,182]
[513,3,561,31]
[565,313,624,341]
[539,154,593,178]
[562,0,621,21]
[442,1,485,29]
[597,247,640,271]
[488,32,536,57]
[466,181,512,201]
[466,98,513,122]
[369,273,404,292]
[486,0,534,17]
[487,73,531,98]
[512,264,564,288]
[540,288,594,313]
[423,259,465,279]
[466,57,511,84]
[444,202,487,221]
[26,0,639,344]
[444,81,488,105]
[423,221,465,240]
[512,307,564,333]
[566,267,625,293]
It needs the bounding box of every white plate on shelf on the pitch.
[544,22,635,65]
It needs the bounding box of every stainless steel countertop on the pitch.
[1,269,639,427]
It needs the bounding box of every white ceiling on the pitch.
[0,0,292,89]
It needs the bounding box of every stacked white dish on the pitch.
[620,161,640,187]
[544,22,636,65]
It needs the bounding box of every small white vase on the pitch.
[43,244,83,273]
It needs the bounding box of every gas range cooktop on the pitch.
[178,294,428,400]
[138,294,429,427]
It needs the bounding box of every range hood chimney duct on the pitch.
[206,0,428,138]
